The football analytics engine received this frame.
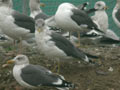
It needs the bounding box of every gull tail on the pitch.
[95,28,104,34]
[57,80,75,90]
[85,53,99,59]
[56,75,75,90]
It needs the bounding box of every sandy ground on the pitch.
[0,43,120,90]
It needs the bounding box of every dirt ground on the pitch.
[0,42,120,90]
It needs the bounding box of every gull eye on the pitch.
[35,23,38,26]
[37,0,40,3]
[2,0,7,2]
[42,23,45,26]
[97,3,101,7]
[17,57,23,61]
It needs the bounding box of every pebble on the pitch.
[108,67,113,72]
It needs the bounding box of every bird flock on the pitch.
[1,0,120,90]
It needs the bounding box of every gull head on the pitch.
[0,0,13,8]
[94,1,108,10]
[35,19,45,33]
[7,55,29,65]
[57,3,76,11]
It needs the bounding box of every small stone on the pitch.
[78,61,81,64]
[108,67,113,72]
[96,70,109,75]
[2,64,9,68]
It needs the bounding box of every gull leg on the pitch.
[52,60,58,73]
[18,38,23,54]
[75,31,80,47]
[69,31,71,40]
[5,40,16,56]
[57,59,60,74]
[52,59,61,74]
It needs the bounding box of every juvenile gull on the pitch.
[91,1,108,33]
[7,55,74,90]
[35,19,99,65]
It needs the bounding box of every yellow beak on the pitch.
[40,3,45,7]
[37,28,41,33]
[7,60,15,64]
[104,6,108,10]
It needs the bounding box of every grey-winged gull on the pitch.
[35,19,99,65]
[29,0,49,20]
[54,3,103,33]
[0,0,14,44]
[45,2,90,32]
[54,2,104,46]
[7,54,75,90]
[0,0,35,41]
[112,0,120,29]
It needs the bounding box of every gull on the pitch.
[45,2,90,33]
[54,2,103,46]
[7,54,75,90]
[78,1,108,39]
[0,0,35,41]
[29,0,49,20]
[35,19,99,67]
[91,1,108,33]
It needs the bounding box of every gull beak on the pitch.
[104,6,108,10]
[7,60,15,64]
[37,28,41,33]
[40,3,45,7]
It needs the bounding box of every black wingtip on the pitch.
[88,59,101,66]
[85,53,99,59]
[95,28,105,34]
[84,2,89,6]
[60,80,75,88]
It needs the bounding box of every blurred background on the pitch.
[13,0,119,36]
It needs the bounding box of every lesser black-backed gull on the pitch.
[54,2,104,46]
[112,0,120,29]
[55,2,103,33]
[29,0,49,20]
[0,0,35,41]
[35,19,99,65]
[7,55,75,90]
[45,2,90,32]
